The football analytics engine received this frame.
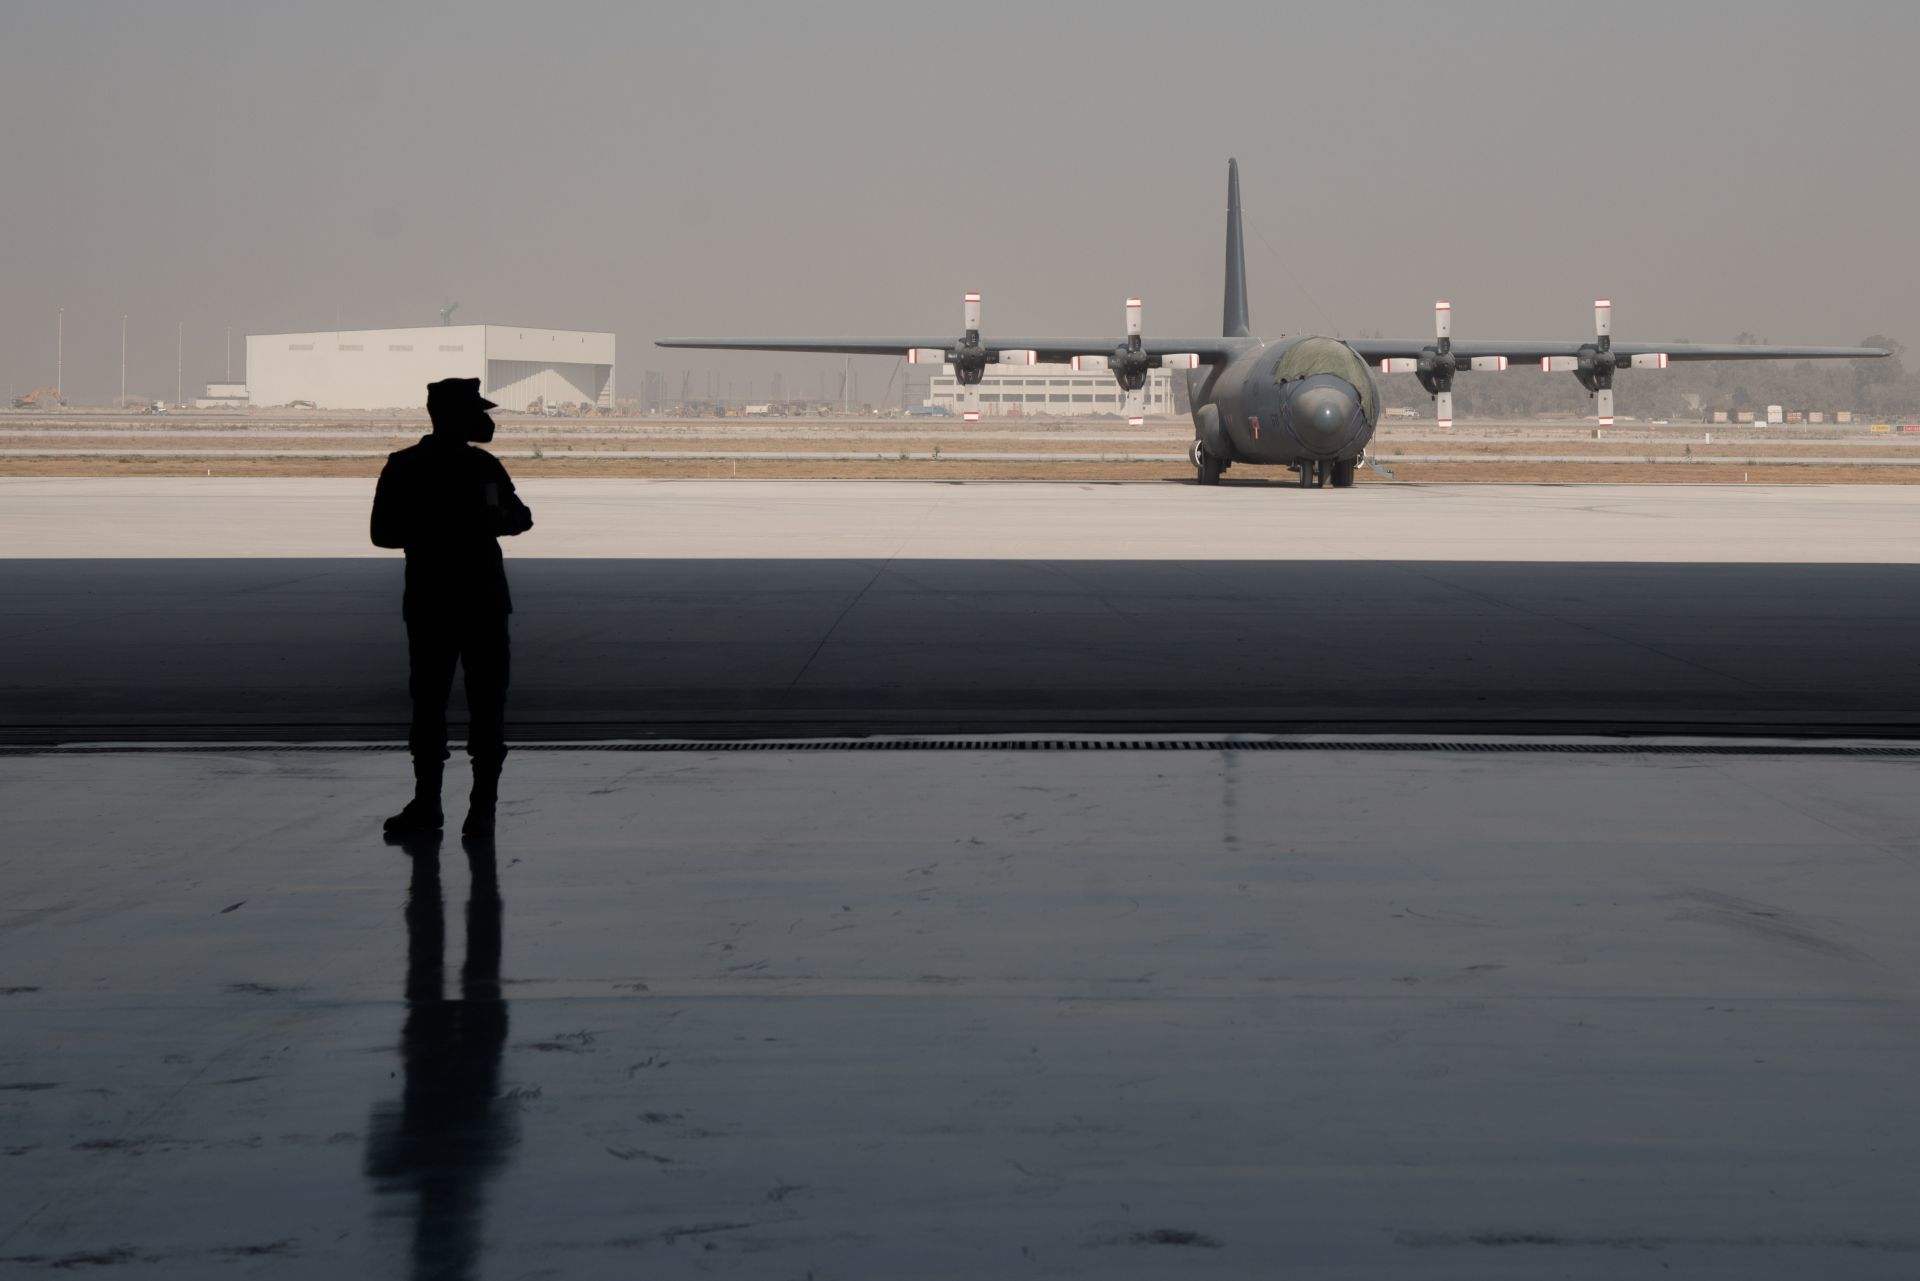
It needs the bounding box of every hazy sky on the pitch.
[4,0,1914,403]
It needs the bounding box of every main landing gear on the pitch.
[1295,458,1358,489]
[1191,440,1226,486]
[1196,445,1357,489]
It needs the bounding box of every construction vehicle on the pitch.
[11,386,62,410]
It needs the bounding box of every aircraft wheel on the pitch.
[1196,447,1224,486]
[1330,458,1357,488]
[1297,464,1315,488]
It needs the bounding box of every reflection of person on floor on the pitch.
[372,377,534,835]
[366,833,514,1281]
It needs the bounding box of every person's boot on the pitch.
[384,758,444,833]
[463,759,501,836]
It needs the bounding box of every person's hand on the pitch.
[491,504,533,536]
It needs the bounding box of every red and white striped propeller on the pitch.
[1540,300,1667,426]
[1592,298,1615,426]
[1120,297,1148,425]
[958,292,983,422]
[1076,297,1163,426]
[1380,301,1503,427]
[905,293,990,421]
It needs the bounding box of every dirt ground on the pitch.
[6,455,1919,485]
[4,413,1917,483]
[5,431,1920,461]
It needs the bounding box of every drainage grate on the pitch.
[2,739,1916,759]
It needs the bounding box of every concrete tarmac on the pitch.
[4,481,1919,740]
[4,744,1919,1278]
[4,477,1918,561]
[7,557,1920,739]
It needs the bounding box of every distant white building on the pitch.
[194,381,250,410]
[245,325,615,411]
[927,362,1178,417]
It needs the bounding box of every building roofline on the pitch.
[248,324,614,340]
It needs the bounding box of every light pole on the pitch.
[176,321,183,408]
[225,326,232,382]
[56,308,63,403]
[120,314,128,408]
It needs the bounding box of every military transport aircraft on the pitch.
[659,160,1887,488]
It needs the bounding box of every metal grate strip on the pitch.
[2,740,1916,759]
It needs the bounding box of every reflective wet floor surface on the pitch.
[4,745,1920,1278]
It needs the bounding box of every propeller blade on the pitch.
[1126,297,1143,339]
[1379,357,1418,374]
[1435,300,1452,344]
[1124,386,1146,426]
[1436,389,1454,428]
[961,386,980,423]
[997,349,1038,365]
[906,348,942,365]
[1630,352,1670,370]
[1162,353,1201,369]
[964,291,982,333]
[1469,356,1509,372]
[1595,387,1615,426]
[1541,356,1579,373]
[1594,298,1612,342]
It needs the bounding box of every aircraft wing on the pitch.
[656,336,1247,363]
[1351,339,1888,364]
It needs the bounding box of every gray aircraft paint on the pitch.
[1222,157,1250,341]
[658,161,1886,488]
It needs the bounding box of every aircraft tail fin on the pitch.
[1223,158,1249,338]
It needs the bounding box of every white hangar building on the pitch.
[245,325,615,411]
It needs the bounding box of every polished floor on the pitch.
[4,744,1919,1278]
[6,480,1919,1278]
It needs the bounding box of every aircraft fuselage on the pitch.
[1191,335,1380,469]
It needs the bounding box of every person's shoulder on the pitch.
[385,436,435,464]
[471,447,513,476]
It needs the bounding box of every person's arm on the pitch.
[488,462,534,537]
[370,457,410,548]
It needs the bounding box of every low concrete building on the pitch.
[193,381,250,410]
[927,362,1177,418]
[245,325,615,411]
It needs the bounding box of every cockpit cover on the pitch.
[1274,338,1378,422]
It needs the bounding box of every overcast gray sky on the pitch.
[4,0,1913,403]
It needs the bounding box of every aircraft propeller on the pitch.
[1378,302,1503,427]
[1424,300,1457,427]
[1112,298,1153,425]
[1073,298,1200,426]
[1541,300,1667,426]
[903,292,1041,422]
[952,292,987,422]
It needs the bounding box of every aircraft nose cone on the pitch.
[1286,375,1362,448]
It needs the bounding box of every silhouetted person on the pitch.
[373,378,533,835]
[367,831,514,1281]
